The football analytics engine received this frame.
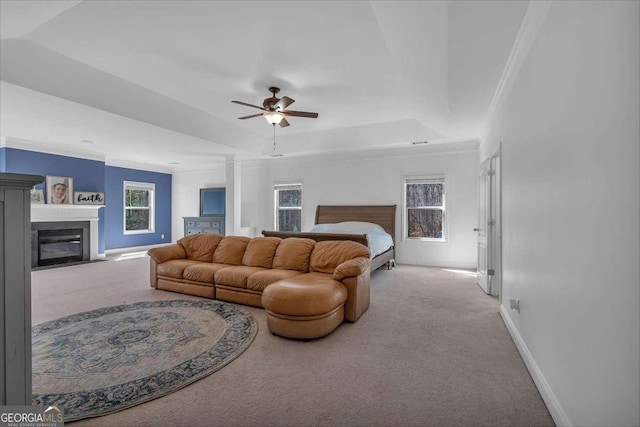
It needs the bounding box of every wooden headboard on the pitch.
[315,205,396,243]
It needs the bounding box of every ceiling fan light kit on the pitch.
[264,111,285,125]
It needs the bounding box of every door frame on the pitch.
[490,144,502,299]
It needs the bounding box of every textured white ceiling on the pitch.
[0,0,528,170]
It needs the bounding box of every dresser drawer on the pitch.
[184,216,225,237]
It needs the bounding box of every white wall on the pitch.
[171,166,225,241]
[240,161,270,236]
[240,144,479,268]
[482,1,639,426]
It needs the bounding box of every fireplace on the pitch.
[38,228,84,266]
[31,221,90,268]
[31,204,104,266]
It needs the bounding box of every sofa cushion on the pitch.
[215,266,267,288]
[183,263,232,283]
[272,238,316,272]
[261,272,348,316]
[178,234,224,262]
[247,269,303,292]
[157,259,203,279]
[213,236,251,265]
[242,237,281,268]
[310,241,371,274]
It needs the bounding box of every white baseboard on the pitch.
[104,243,166,255]
[499,304,572,427]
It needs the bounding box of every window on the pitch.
[404,176,445,241]
[124,181,155,234]
[274,183,302,231]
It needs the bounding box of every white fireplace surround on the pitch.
[31,204,105,260]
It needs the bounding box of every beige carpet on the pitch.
[32,255,554,427]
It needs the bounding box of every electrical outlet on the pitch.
[510,298,520,313]
[161,234,165,239]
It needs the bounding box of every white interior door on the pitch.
[491,155,502,298]
[476,159,492,293]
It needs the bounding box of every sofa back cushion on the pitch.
[177,233,224,262]
[242,237,282,268]
[213,236,251,265]
[272,238,316,272]
[309,241,371,274]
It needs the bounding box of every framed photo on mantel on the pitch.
[46,175,73,204]
[74,191,105,205]
[30,188,45,204]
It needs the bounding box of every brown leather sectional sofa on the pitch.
[147,234,371,338]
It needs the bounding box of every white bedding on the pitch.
[309,221,394,258]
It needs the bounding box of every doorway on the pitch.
[476,147,502,298]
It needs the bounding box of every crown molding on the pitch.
[259,138,480,168]
[104,158,173,175]
[1,136,106,162]
[170,163,227,174]
[482,1,553,140]
[1,136,174,174]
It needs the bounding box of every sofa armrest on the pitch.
[333,257,370,281]
[339,266,371,322]
[147,244,186,263]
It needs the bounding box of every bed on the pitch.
[262,205,396,271]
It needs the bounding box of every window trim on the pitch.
[274,182,303,231]
[123,181,156,235]
[403,175,446,242]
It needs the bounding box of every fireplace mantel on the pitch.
[31,204,105,222]
[31,204,105,259]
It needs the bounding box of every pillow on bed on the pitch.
[310,221,386,234]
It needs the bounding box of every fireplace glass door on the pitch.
[38,229,84,266]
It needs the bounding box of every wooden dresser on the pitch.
[183,215,225,236]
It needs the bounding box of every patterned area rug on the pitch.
[32,299,257,421]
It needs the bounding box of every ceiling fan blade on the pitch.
[232,100,267,111]
[274,96,295,111]
[279,117,290,128]
[283,110,319,118]
[237,113,264,119]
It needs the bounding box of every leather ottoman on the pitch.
[261,273,348,339]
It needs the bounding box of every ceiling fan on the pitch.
[232,87,318,127]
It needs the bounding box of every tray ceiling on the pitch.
[0,0,528,170]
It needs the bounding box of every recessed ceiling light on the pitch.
[80,139,94,144]
[411,141,429,145]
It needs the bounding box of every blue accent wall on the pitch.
[2,148,107,253]
[0,147,6,171]
[105,165,172,249]
[3,148,105,191]
[1,147,172,251]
